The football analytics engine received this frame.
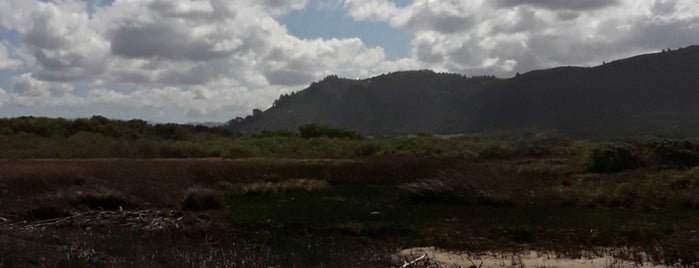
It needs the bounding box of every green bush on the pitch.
[298,124,363,140]
[355,142,380,157]
[223,144,257,158]
[585,142,639,173]
[153,124,193,140]
[181,187,223,211]
[649,139,699,169]
[252,130,298,138]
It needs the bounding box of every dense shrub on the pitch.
[0,116,70,137]
[223,144,257,158]
[585,142,639,173]
[158,144,208,158]
[181,187,223,211]
[355,142,380,156]
[252,130,298,138]
[648,139,699,169]
[298,124,363,140]
[510,134,572,157]
[153,124,193,140]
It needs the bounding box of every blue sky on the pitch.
[0,0,698,123]
[281,7,412,60]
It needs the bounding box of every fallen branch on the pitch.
[401,253,428,268]
[465,256,483,268]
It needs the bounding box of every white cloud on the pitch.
[492,0,621,11]
[0,87,8,106]
[0,0,396,121]
[9,73,83,106]
[342,0,699,76]
[258,0,310,15]
[0,0,109,82]
[343,0,400,22]
[0,43,22,70]
[87,77,279,119]
[261,37,386,85]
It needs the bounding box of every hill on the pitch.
[228,46,699,137]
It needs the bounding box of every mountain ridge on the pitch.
[229,46,699,137]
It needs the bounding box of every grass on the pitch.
[1,156,699,266]
[181,186,224,211]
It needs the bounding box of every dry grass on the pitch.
[181,186,223,211]
[0,158,441,213]
[224,179,330,195]
[399,158,699,208]
[2,158,699,266]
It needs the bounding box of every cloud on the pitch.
[260,37,386,85]
[397,0,482,34]
[492,0,621,11]
[9,73,82,106]
[343,0,401,22]
[0,43,22,70]
[0,0,109,82]
[0,87,8,106]
[109,22,230,61]
[342,0,699,76]
[87,77,278,118]
[258,0,310,15]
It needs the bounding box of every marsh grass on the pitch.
[181,186,224,211]
[224,179,330,195]
[2,157,699,266]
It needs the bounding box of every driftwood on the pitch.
[401,253,428,268]
[0,209,184,231]
[465,256,484,268]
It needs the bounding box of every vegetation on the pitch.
[3,116,699,266]
[298,123,364,139]
[584,142,639,173]
[0,116,575,159]
[647,138,699,168]
[1,158,699,266]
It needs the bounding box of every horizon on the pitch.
[1,0,698,123]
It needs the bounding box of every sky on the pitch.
[0,0,698,123]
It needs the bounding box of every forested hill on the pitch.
[229,45,699,137]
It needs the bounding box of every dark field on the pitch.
[1,157,699,267]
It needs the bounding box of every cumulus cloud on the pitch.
[260,37,386,85]
[0,0,109,82]
[9,73,82,106]
[397,1,483,34]
[258,0,310,15]
[343,0,401,22]
[492,0,621,11]
[87,77,277,119]
[0,87,8,106]
[0,43,22,70]
[0,0,393,120]
[343,0,699,76]
[109,22,229,61]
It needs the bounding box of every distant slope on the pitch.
[480,46,699,136]
[230,71,500,135]
[229,46,699,137]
